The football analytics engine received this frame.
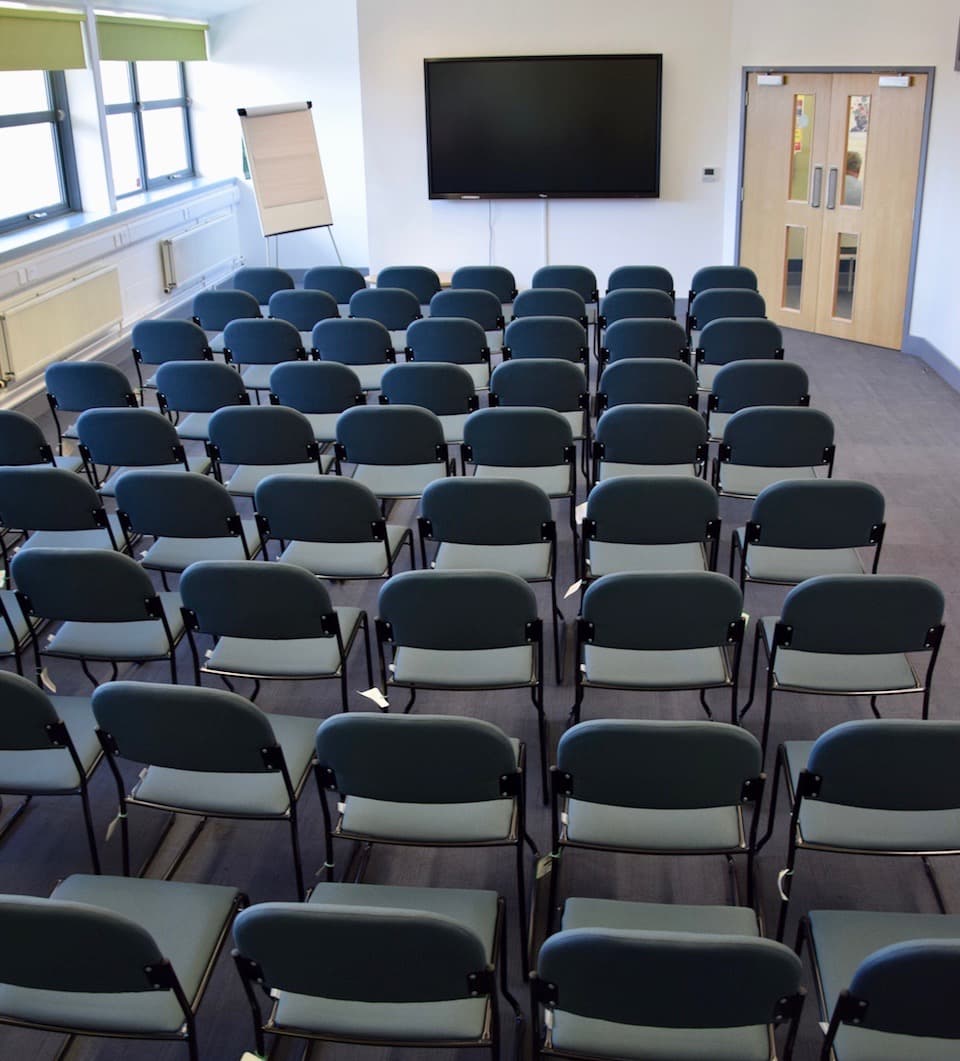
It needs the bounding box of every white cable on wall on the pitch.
[542,197,550,266]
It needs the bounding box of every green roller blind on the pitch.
[97,15,207,62]
[0,6,86,71]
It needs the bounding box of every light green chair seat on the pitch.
[203,606,362,678]
[586,541,707,577]
[339,738,520,843]
[271,881,498,1040]
[583,645,728,688]
[222,458,332,497]
[474,463,570,496]
[279,527,408,578]
[302,412,341,442]
[599,462,697,480]
[99,455,210,496]
[551,898,770,1060]
[718,464,817,498]
[45,592,184,660]
[736,531,864,581]
[0,590,28,656]
[761,617,918,693]
[133,713,317,816]
[566,799,742,851]
[784,741,960,851]
[140,520,259,572]
[0,874,239,1034]
[391,645,535,687]
[0,696,98,793]
[352,462,446,498]
[434,541,552,579]
[808,909,960,1061]
[20,515,124,554]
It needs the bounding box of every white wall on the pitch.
[722,0,960,365]
[356,0,733,291]
[192,0,370,271]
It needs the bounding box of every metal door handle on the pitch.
[826,166,838,210]
[810,165,823,208]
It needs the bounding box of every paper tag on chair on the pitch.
[563,580,582,599]
[359,687,389,710]
[0,570,5,588]
[819,1022,830,1034]
[105,811,124,843]
[40,667,57,693]
[575,502,588,524]
[241,1053,267,1061]
[535,854,554,880]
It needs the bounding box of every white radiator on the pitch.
[0,267,122,381]
[160,214,239,293]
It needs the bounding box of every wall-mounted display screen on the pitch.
[424,54,662,199]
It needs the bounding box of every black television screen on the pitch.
[424,54,662,199]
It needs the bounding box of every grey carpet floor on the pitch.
[1,317,959,1061]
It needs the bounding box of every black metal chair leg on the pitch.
[78,783,101,874]
[740,622,763,719]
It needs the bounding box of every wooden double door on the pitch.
[740,71,928,349]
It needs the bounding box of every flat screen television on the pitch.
[424,54,662,199]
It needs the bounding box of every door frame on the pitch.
[734,66,936,343]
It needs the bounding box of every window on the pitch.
[0,70,79,235]
[102,60,194,197]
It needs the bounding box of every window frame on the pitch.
[103,59,195,198]
[0,71,80,236]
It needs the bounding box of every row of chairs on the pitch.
[186,283,767,367]
[130,310,781,406]
[1,521,945,795]
[2,666,957,1059]
[229,260,761,336]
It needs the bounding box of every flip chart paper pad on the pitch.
[239,102,333,237]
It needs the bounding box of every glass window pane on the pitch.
[782,226,805,311]
[0,124,62,219]
[100,61,133,106]
[834,233,859,320]
[106,111,142,196]
[842,95,870,206]
[141,107,189,178]
[135,60,182,102]
[0,70,50,116]
[788,94,816,201]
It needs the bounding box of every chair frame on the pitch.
[545,761,767,933]
[78,430,193,492]
[47,376,139,456]
[581,513,721,583]
[0,691,102,875]
[0,594,31,677]
[315,739,538,973]
[257,503,416,581]
[531,933,803,1061]
[762,741,957,942]
[572,609,746,727]
[0,886,246,1061]
[712,440,836,500]
[15,583,183,687]
[181,596,372,712]
[592,436,709,486]
[233,894,522,1061]
[418,512,564,683]
[730,515,885,591]
[98,722,314,899]
[376,613,549,799]
[793,914,954,1061]
[461,441,580,572]
[742,613,944,764]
